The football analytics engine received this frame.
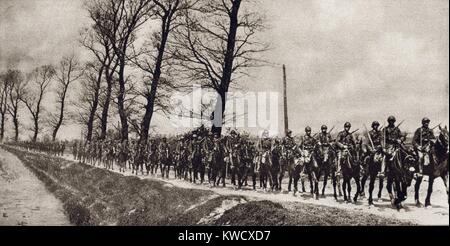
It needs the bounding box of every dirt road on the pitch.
[61,153,449,225]
[0,148,70,226]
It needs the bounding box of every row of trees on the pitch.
[0,55,83,142]
[0,0,266,143]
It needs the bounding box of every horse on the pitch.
[291,154,306,196]
[270,144,283,191]
[209,143,226,187]
[365,148,387,205]
[258,150,272,191]
[281,146,297,192]
[316,144,337,197]
[339,145,362,203]
[414,126,449,207]
[159,144,172,179]
[302,148,320,199]
[385,144,417,210]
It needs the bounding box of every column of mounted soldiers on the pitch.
[8,117,449,209]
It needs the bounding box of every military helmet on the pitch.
[230,130,237,135]
[344,122,351,128]
[305,126,312,132]
[321,125,328,130]
[372,121,380,128]
[388,116,396,123]
[422,117,430,124]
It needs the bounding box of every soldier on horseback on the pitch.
[413,117,436,176]
[300,126,318,195]
[365,121,386,205]
[412,117,439,207]
[257,130,272,191]
[316,125,337,198]
[282,130,297,192]
[383,116,411,209]
[335,122,359,202]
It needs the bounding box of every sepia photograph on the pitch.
[0,0,448,242]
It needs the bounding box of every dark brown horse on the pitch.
[414,126,449,207]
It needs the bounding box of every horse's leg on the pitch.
[347,178,352,202]
[322,171,328,196]
[414,176,423,206]
[442,173,449,204]
[278,169,284,191]
[343,177,348,201]
[293,169,300,196]
[377,176,384,200]
[425,176,435,207]
[301,175,306,193]
[288,168,293,192]
[361,174,368,197]
[353,176,361,203]
[368,174,376,205]
[332,172,338,200]
[386,175,395,206]
[308,172,314,195]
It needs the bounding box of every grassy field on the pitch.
[3,146,413,226]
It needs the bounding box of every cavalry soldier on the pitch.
[190,134,204,183]
[368,121,385,176]
[335,122,356,161]
[202,132,215,183]
[258,130,272,151]
[159,137,171,178]
[282,130,297,153]
[300,126,317,151]
[412,117,436,174]
[383,116,405,157]
[316,125,332,147]
[226,130,241,186]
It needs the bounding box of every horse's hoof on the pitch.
[415,200,423,208]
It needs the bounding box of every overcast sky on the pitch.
[0,0,448,139]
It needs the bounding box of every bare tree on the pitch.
[76,62,103,141]
[5,69,27,142]
[49,54,84,141]
[21,65,56,142]
[80,15,119,141]
[86,0,154,142]
[172,0,267,135]
[132,0,193,145]
[0,72,10,141]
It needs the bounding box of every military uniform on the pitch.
[300,134,317,151]
[413,126,436,171]
[336,130,356,161]
[413,127,435,151]
[316,132,333,147]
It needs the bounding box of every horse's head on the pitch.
[302,149,312,163]
[438,125,449,152]
[319,145,330,163]
[403,155,418,187]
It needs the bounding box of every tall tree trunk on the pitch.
[117,63,128,142]
[210,0,240,136]
[100,76,113,140]
[139,22,170,145]
[13,113,19,142]
[52,90,68,141]
[0,113,5,141]
[86,67,103,142]
[32,116,39,143]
